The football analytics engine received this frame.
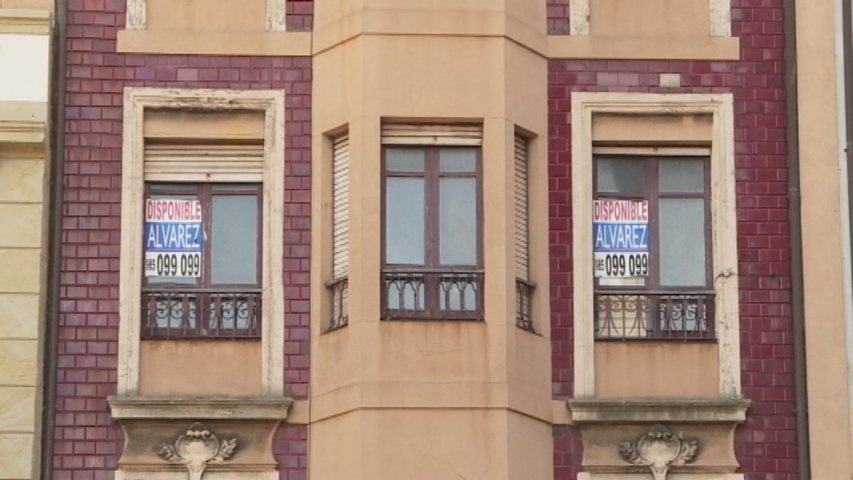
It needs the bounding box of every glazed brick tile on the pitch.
[547,0,797,478]
[56,0,313,479]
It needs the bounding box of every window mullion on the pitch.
[647,158,661,337]
[201,184,213,335]
[426,147,440,316]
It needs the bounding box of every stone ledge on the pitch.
[108,396,293,420]
[116,30,311,56]
[567,398,750,424]
[0,9,51,35]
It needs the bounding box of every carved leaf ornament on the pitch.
[157,422,237,480]
[618,424,699,480]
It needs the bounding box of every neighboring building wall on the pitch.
[53,1,312,477]
[794,0,853,477]
[0,8,52,480]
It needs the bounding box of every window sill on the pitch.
[108,395,293,420]
[116,29,312,56]
[567,398,750,424]
[548,35,740,61]
[381,316,485,323]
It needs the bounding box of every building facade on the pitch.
[4,0,849,478]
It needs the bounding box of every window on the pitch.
[514,134,535,331]
[593,155,714,339]
[328,131,350,331]
[142,183,262,339]
[382,145,483,320]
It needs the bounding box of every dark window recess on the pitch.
[382,146,484,320]
[141,183,262,339]
[593,156,714,340]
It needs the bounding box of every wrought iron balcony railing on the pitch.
[515,278,535,332]
[594,291,715,340]
[326,276,349,332]
[141,289,261,339]
[382,269,484,320]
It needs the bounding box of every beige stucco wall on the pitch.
[594,343,719,398]
[310,409,551,480]
[138,341,263,396]
[795,0,853,476]
[591,0,710,37]
[310,2,552,477]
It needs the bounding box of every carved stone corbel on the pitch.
[157,422,237,480]
[618,424,699,480]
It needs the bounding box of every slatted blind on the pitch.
[332,133,350,280]
[514,135,529,281]
[381,124,482,146]
[143,142,265,182]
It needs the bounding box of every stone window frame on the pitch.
[125,0,287,31]
[571,92,740,398]
[117,88,286,396]
[568,0,732,37]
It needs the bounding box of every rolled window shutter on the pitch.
[381,123,482,146]
[143,142,265,182]
[332,133,350,280]
[514,135,529,281]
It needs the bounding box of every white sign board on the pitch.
[593,199,649,278]
[144,199,202,278]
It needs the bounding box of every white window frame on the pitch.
[569,0,732,36]
[571,92,740,398]
[117,88,286,396]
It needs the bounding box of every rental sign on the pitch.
[144,199,202,278]
[593,199,649,278]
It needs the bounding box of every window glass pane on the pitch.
[440,177,477,265]
[659,158,705,193]
[659,198,706,286]
[212,195,258,284]
[596,158,644,193]
[439,148,477,173]
[146,193,198,286]
[386,177,425,264]
[386,148,425,172]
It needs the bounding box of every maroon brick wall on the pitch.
[547,1,797,479]
[55,1,312,479]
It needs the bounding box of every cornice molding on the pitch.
[108,396,294,420]
[567,398,751,424]
[0,119,46,144]
[0,9,51,35]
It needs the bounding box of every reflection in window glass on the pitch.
[659,158,705,193]
[659,198,706,286]
[387,148,425,172]
[440,177,477,265]
[386,177,425,264]
[212,195,258,284]
[439,148,477,173]
[596,157,644,193]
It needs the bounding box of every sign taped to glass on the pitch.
[144,199,202,278]
[593,199,650,278]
